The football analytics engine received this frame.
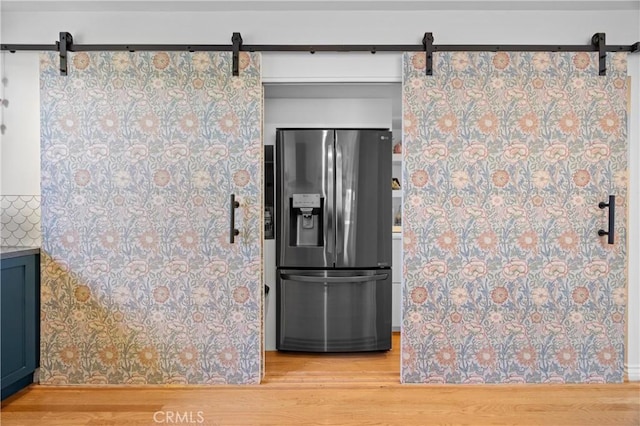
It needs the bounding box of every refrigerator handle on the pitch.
[335,139,344,256]
[280,273,388,283]
[326,141,335,255]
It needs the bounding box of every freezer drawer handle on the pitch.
[280,273,388,283]
[229,194,240,244]
[598,195,615,245]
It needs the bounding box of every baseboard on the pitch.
[625,363,640,381]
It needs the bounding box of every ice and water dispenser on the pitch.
[289,194,323,247]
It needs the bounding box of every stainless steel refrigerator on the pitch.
[275,129,392,352]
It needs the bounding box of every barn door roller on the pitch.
[58,32,73,76]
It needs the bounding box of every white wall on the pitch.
[264,97,392,145]
[1,5,638,378]
[0,52,40,195]
[263,94,392,350]
[627,54,640,381]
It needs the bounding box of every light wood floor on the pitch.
[2,334,639,425]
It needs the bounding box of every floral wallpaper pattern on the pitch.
[401,52,627,383]
[40,51,262,384]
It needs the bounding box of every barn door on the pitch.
[40,51,263,384]
[402,51,628,383]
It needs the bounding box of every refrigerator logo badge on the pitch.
[380,136,389,140]
[292,193,321,208]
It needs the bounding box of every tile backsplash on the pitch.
[1,195,41,246]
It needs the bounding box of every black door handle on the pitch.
[598,195,615,245]
[230,194,240,244]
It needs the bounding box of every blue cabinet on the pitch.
[1,252,40,400]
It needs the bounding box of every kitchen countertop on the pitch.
[0,246,41,260]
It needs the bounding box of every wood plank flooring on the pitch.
[262,333,400,385]
[2,334,639,425]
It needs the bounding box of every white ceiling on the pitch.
[2,0,639,12]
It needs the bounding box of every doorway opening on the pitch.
[261,82,403,384]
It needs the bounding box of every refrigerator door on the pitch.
[335,130,392,268]
[276,269,392,352]
[276,129,335,268]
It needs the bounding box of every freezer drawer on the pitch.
[276,269,392,352]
